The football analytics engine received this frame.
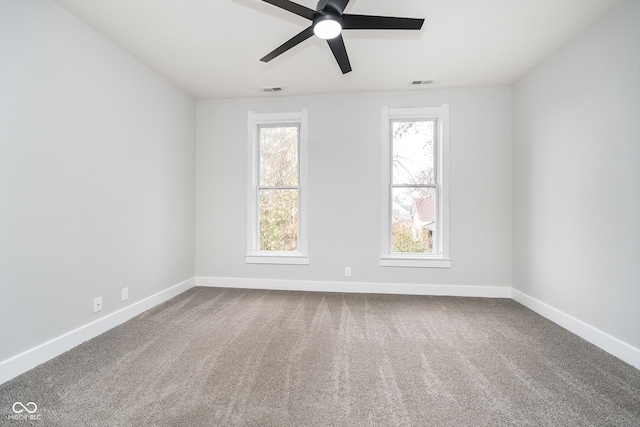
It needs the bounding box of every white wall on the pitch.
[513,0,640,349]
[196,88,512,289]
[0,0,196,363]
[2,0,633,383]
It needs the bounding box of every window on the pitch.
[246,110,308,264]
[381,105,450,268]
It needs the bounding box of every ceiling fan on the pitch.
[260,0,425,74]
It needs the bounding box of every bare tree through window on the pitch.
[258,125,299,251]
[391,120,437,254]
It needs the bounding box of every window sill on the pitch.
[246,254,309,265]
[380,256,451,268]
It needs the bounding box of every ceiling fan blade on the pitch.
[260,26,315,62]
[261,0,316,20]
[342,14,424,30]
[327,35,352,74]
[321,0,351,14]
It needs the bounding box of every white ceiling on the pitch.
[54,0,622,99]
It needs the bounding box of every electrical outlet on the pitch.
[345,267,351,277]
[121,287,129,301]
[93,296,103,313]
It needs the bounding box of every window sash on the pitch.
[390,118,438,186]
[389,184,439,255]
[257,124,300,187]
[388,118,440,256]
[257,188,299,252]
[254,122,300,254]
[256,124,301,253]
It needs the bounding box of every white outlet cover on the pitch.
[93,296,103,313]
[121,287,129,301]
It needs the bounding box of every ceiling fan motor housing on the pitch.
[317,1,342,16]
[314,12,342,25]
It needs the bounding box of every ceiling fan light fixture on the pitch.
[313,15,342,40]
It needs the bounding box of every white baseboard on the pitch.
[0,277,196,385]
[512,289,640,369]
[196,276,512,298]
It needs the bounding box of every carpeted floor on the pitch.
[1,287,639,426]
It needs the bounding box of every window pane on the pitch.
[392,120,434,185]
[259,189,298,251]
[391,187,436,254]
[260,126,298,187]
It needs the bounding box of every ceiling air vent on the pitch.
[262,86,283,92]
[409,80,434,86]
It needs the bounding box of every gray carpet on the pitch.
[1,287,639,426]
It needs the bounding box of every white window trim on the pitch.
[246,110,309,265]
[380,105,451,268]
